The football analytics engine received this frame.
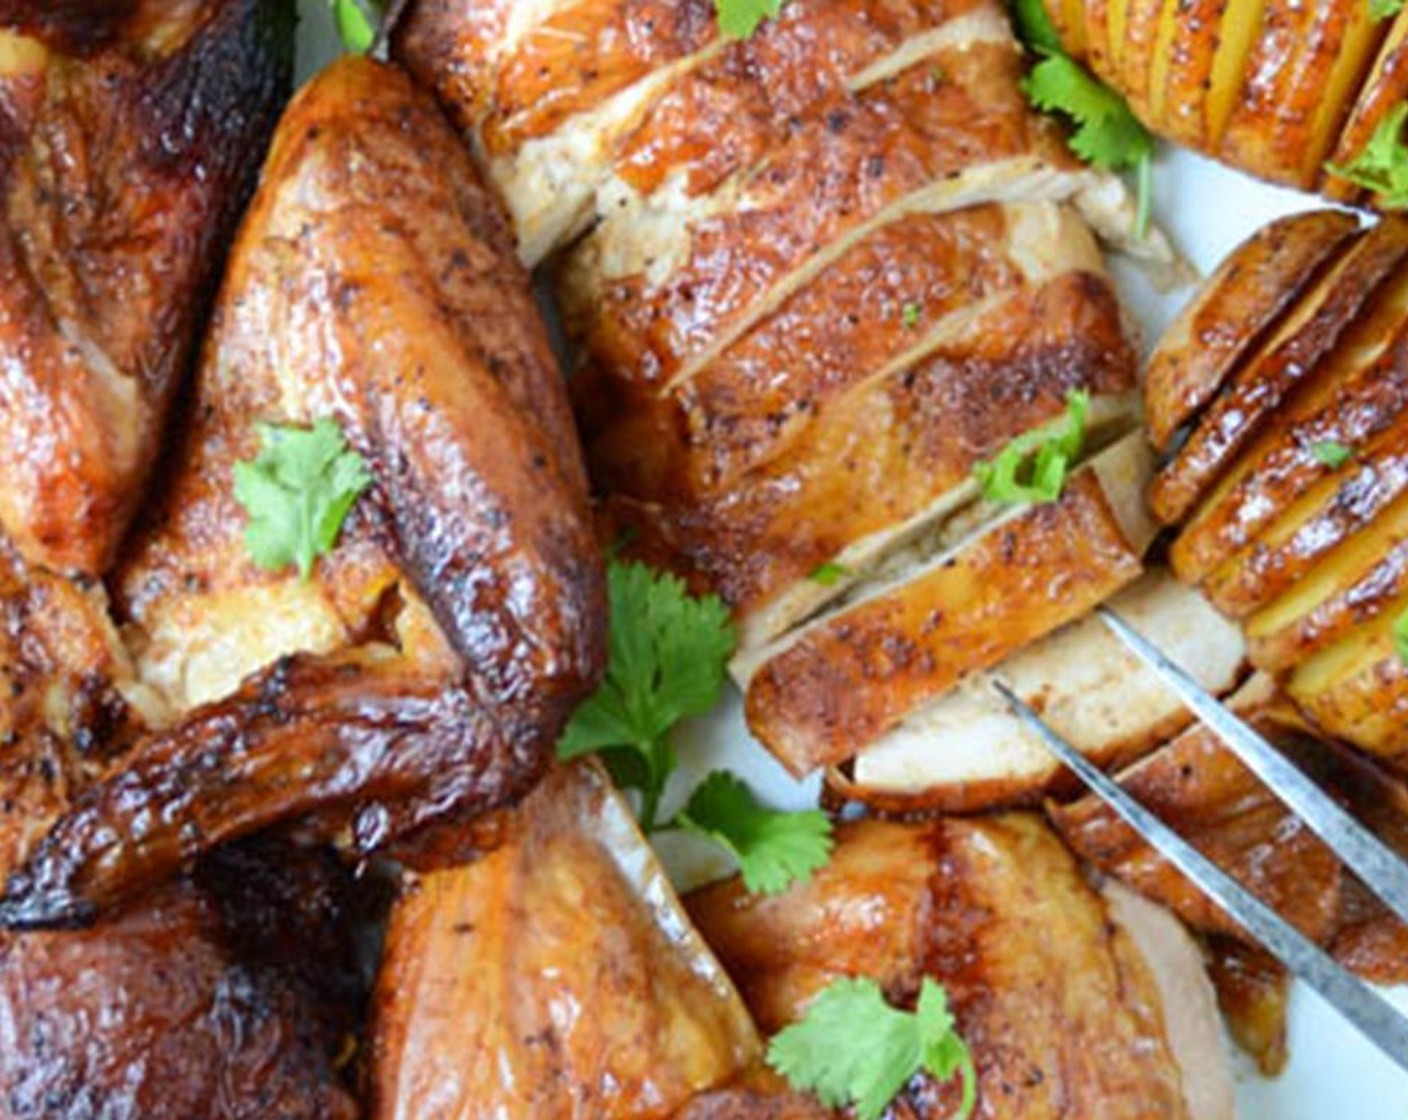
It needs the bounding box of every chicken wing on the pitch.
[0,0,293,577]
[0,57,606,929]
[368,759,760,1120]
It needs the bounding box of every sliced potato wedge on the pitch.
[1288,596,1408,762]
[828,570,1246,814]
[1247,487,1408,674]
[1217,2,1386,187]
[1144,209,1359,452]
[1204,0,1267,148]
[1150,217,1408,528]
[1170,261,1408,583]
[1201,417,1408,619]
[1325,9,1408,201]
[740,434,1153,775]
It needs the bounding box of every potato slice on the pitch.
[827,570,1246,814]
[1050,673,1346,944]
[1170,260,1408,583]
[1115,0,1173,122]
[1054,0,1090,56]
[1289,597,1408,761]
[1156,0,1244,148]
[1325,9,1408,201]
[1150,216,1408,527]
[740,434,1153,775]
[1201,416,1408,619]
[1247,487,1408,674]
[1082,0,1116,86]
[1144,210,1359,452]
[1204,0,1266,148]
[1218,2,1387,187]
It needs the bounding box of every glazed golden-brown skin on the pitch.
[689,816,1211,1119]
[1144,210,1359,453]
[602,267,1135,630]
[369,760,760,1120]
[0,840,362,1120]
[743,456,1149,773]
[1046,0,1406,201]
[1149,209,1408,763]
[0,0,292,577]
[400,0,1149,777]
[1206,939,1289,1078]
[0,57,606,929]
[1050,677,1346,945]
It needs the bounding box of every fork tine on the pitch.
[992,679,1408,1075]
[1096,605,1408,930]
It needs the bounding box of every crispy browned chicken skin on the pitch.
[0,56,606,930]
[0,0,293,577]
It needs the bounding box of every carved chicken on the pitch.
[0,55,606,929]
[369,759,764,1119]
[688,814,1237,1119]
[396,0,1175,785]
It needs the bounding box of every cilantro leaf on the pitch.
[675,771,834,895]
[809,561,852,587]
[1311,440,1354,468]
[1372,0,1404,20]
[331,0,381,52]
[233,419,372,580]
[557,559,736,828]
[902,302,923,329]
[715,0,786,38]
[1326,103,1408,208]
[1395,608,1408,666]
[973,389,1089,505]
[767,977,977,1120]
[1018,43,1155,238]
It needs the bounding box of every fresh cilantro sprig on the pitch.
[1011,0,1156,238]
[768,977,977,1120]
[233,419,372,579]
[1326,103,1408,208]
[973,389,1089,504]
[716,0,786,39]
[1310,440,1354,468]
[331,0,382,53]
[559,559,834,894]
[674,772,833,895]
[1372,0,1404,21]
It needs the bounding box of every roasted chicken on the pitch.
[688,814,1236,1119]
[397,0,1170,780]
[0,838,365,1119]
[1041,0,1408,205]
[1147,210,1408,766]
[0,0,293,577]
[0,56,606,929]
[369,759,762,1119]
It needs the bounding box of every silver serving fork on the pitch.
[994,605,1408,1073]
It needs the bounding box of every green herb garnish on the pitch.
[233,419,372,580]
[715,0,787,38]
[1326,103,1408,208]
[767,977,977,1120]
[973,389,1089,505]
[1310,440,1354,468]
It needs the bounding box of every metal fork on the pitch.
[993,605,1408,1074]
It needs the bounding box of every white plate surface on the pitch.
[294,4,1408,1113]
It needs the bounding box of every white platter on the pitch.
[294,4,1408,1113]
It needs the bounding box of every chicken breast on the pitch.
[738,433,1154,774]
[831,569,1246,813]
[368,759,761,1120]
[0,0,292,577]
[688,814,1235,1119]
[0,57,606,930]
